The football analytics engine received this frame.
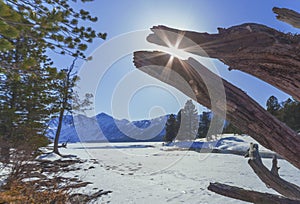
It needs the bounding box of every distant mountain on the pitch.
[46,113,168,143]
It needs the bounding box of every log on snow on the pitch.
[146,24,300,101]
[246,144,300,200]
[133,51,300,169]
[208,182,300,204]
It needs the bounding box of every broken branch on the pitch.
[208,182,300,204]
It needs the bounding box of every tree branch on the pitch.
[208,182,300,204]
[246,144,300,200]
[270,155,280,176]
[273,7,300,29]
[145,24,300,101]
[133,51,300,169]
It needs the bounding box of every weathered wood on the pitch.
[271,155,280,176]
[273,7,300,29]
[146,24,300,101]
[133,51,300,169]
[247,144,300,200]
[208,182,300,204]
[244,142,262,162]
[68,190,112,203]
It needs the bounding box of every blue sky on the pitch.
[54,0,300,120]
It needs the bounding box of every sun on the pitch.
[157,31,191,61]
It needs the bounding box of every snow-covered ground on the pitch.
[51,134,300,204]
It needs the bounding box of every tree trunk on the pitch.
[208,182,300,204]
[53,59,76,155]
[53,108,64,155]
[133,51,300,169]
[0,139,10,164]
[146,22,300,101]
[249,159,300,200]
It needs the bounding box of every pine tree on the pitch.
[266,96,281,116]
[175,109,182,133]
[51,59,93,155]
[281,98,300,131]
[0,0,107,58]
[176,100,199,141]
[266,97,300,132]
[197,111,211,138]
[163,114,177,143]
[0,1,21,51]
[0,0,105,160]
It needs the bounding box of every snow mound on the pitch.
[37,152,62,161]
[164,134,273,154]
[36,152,78,162]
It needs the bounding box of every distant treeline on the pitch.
[266,96,300,132]
[219,96,300,134]
[164,96,300,142]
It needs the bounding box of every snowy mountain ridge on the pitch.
[46,113,168,143]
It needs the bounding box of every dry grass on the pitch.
[0,141,112,204]
[0,145,76,203]
[0,180,68,203]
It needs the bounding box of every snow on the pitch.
[54,136,300,204]
[162,134,273,155]
[0,163,10,187]
[22,177,40,182]
[2,134,300,203]
[37,152,62,161]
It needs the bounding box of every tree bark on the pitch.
[146,23,300,101]
[245,144,300,200]
[208,182,300,204]
[53,108,64,155]
[273,7,300,29]
[53,59,76,155]
[270,155,280,176]
[133,51,300,169]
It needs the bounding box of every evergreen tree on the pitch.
[52,59,93,155]
[0,0,105,159]
[163,114,177,143]
[281,98,300,131]
[266,96,300,132]
[197,111,211,138]
[176,100,199,141]
[175,109,182,136]
[0,0,107,58]
[266,95,281,116]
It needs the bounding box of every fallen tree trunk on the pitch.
[273,7,300,29]
[146,22,300,101]
[245,144,300,200]
[208,182,300,204]
[249,160,300,200]
[133,51,300,169]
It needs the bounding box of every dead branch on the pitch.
[146,24,300,101]
[208,182,300,204]
[247,144,300,200]
[273,7,300,29]
[68,190,112,203]
[133,51,300,169]
[271,155,280,176]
